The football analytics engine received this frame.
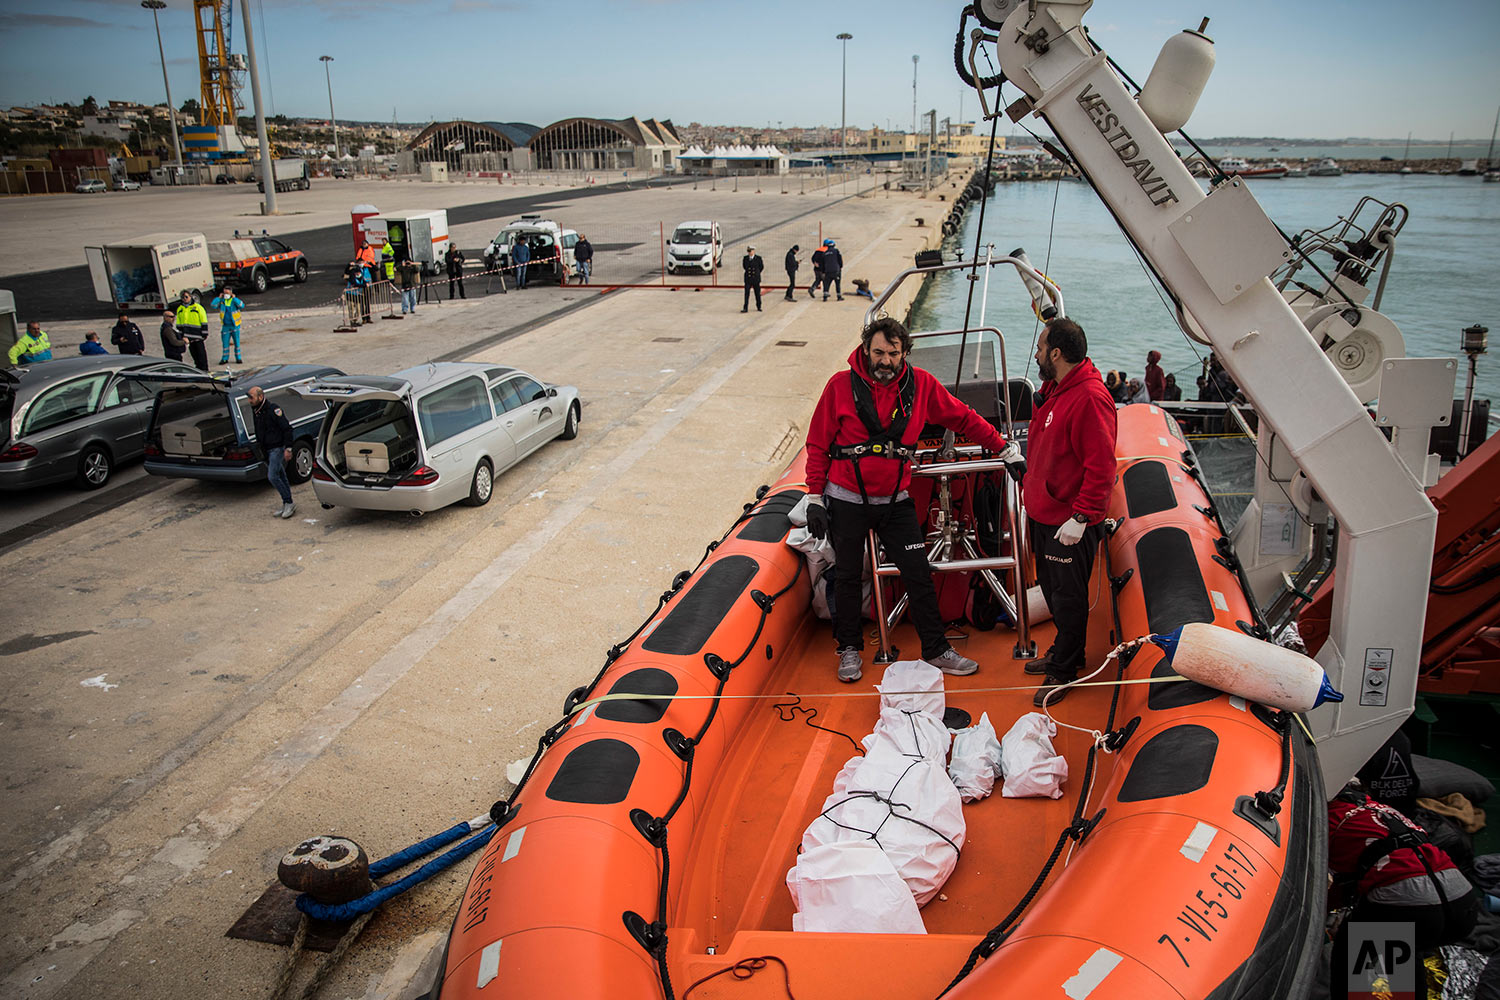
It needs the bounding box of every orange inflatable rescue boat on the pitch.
[433,401,1326,999]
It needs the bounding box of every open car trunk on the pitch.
[150,385,242,462]
[323,397,422,487]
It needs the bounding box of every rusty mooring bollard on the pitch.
[277,836,373,905]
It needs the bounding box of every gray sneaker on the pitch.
[271,504,286,516]
[837,647,862,683]
[927,648,978,676]
[279,502,296,519]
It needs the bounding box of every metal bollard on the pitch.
[278,835,373,906]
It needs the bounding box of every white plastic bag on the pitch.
[949,712,1003,802]
[862,704,951,764]
[1000,712,1069,799]
[876,659,946,718]
[802,739,965,906]
[786,841,926,934]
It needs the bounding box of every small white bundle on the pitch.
[948,712,1003,802]
[1000,712,1069,799]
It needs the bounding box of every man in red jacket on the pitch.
[804,317,1025,682]
[1023,318,1118,705]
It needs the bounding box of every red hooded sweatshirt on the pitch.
[1145,350,1166,401]
[805,347,1009,499]
[1023,357,1117,524]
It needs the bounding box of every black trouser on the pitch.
[822,273,842,298]
[809,269,822,295]
[828,496,948,659]
[743,280,761,310]
[183,334,208,371]
[449,275,465,299]
[1029,518,1105,679]
[784,270,797,299]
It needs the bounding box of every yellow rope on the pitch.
[565,674,1193,717]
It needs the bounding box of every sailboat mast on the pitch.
[1487,105,1499,167]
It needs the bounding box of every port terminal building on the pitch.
[406,117,682,174]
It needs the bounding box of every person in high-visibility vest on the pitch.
[175,290,210,371]
[381,242,396,282]
[356,242,376,278]
[8,321,52,365]
[209,285,245,364]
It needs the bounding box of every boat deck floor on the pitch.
[668,566,1127,996]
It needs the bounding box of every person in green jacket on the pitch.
[209,286,245,364]
[381,242,396,282]
[8,322,53,365]
[175,290,210,371]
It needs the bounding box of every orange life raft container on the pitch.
[434,402,1325,999]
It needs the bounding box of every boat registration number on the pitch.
[1156,840,1259,969]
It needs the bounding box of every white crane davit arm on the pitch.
[975,0,1437,789]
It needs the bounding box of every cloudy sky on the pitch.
[2,0,1497,140]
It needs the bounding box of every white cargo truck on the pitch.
[257,158,311,193]
[0,290,18,360]
[362,210,452,275]
[84,233,215,312]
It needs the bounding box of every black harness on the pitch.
[829,366,917,502]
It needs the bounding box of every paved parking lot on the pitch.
[0,174,946,999]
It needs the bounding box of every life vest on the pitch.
[1332,795,1463,925]
[828,365,917,501]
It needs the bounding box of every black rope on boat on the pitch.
[1253,711,1295,818]
[636,553,807,1000]
[682,955,798,1000]
[953,5,1006,89]
[772,695,865,756]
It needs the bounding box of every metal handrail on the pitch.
[865,452,1035,661]
[862,257,1065,333]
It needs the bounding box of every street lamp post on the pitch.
[239,0,276,213]
[910,55,919,182]
[837,33,852,160]
[141,0,184,172]
[319,55,340,160]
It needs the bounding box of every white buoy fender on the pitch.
[1150,622,1343,712]
[1138,19,1217,135]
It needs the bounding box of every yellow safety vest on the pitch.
[381,244,395,279]
[175,303,208,329]
[8,330,50,365]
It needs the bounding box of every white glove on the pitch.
[1054,517,1087,546]
[996,441,1026,483]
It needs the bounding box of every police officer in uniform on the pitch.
[741,245,764,312]
[445,245,467,299]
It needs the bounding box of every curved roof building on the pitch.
[407,116,682,173]
[406,121,541,170]
[527,117,682,171]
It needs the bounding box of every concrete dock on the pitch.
[0,172,967,998]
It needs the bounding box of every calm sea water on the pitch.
[912,173,1500,406]
[1170,142,1493,162]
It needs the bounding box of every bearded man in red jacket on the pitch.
[1023,318,1118,705]
[804,317,1026,683]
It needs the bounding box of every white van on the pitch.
[666,220,723,275]
[296,362,581,515]
[484,216,578,284]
